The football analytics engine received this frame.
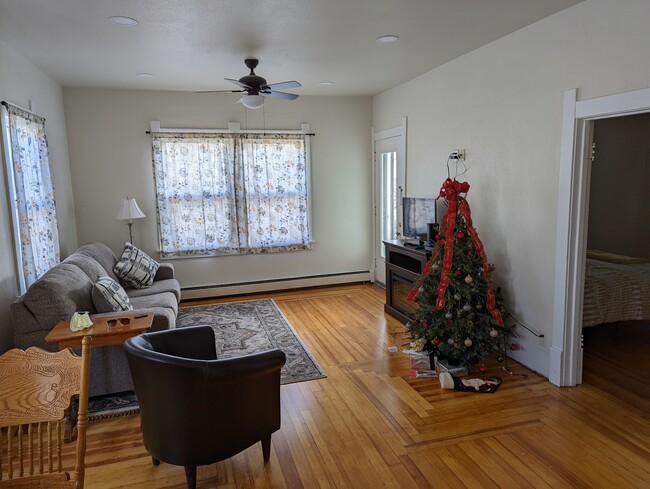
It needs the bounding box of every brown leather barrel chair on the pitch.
[124,325,286,489]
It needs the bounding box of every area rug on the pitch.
[176,298,326,385]
[88,391,139,421]
[88,298,325,419]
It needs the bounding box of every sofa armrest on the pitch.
[154,263,175,281]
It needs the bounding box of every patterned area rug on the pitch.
[88,298,325,419]
[177,298,326,384]
[88,391,139,421]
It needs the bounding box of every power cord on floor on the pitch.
[506,306,545,338]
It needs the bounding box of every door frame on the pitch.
[371,117,407,284]
[550,86,650,386]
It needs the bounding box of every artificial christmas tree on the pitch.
[406,178,513,370]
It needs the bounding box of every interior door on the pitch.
[373,119,406,285]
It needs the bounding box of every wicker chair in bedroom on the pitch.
[0,337,91,488]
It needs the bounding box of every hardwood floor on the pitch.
[72,285,649,487]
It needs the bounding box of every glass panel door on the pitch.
[379,150,398,258]
[373,126,405,285]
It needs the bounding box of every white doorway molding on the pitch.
[550,86,650,387]
[371,117,407,284]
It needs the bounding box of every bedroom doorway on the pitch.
[551,87,650,387]
[581,113,650,391]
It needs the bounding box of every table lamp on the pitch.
[116,197,146,243]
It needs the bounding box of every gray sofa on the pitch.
[11,242,181,397]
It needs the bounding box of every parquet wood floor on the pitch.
[59,285,650,487]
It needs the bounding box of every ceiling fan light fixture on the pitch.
[376,34,399,44]
[242,94,265,109]
[108,16,138,26]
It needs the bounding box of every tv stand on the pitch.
[383,240,431,323]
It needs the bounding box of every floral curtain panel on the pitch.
[152,132,311,257]
[4,103,60,288]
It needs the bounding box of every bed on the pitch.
[582,250,650,328]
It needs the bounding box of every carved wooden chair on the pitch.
[0,337,91,488]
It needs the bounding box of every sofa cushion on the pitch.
[114,242,159,289]
[130,292,179,316]
[93,275,133,313]
[126,278,181,302]
[154,263,175,281]
[77,242,121,282]
[63,252,107,282]
[23,263,95,332]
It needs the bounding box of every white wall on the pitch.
[588,113,650,258]
[63,88,372,291]
[373,0,650,376]
[0,39,76,352]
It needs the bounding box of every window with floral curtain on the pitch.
[1,101,60,292]
[152,132,311,257]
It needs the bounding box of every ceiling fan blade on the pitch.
[263,80,302,91]
[225,78,252,89]
[196,89,245,93]
[261,91,299,100]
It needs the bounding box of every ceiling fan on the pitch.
[199,58,301,109]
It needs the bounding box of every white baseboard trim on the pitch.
[181,270,371,300]
[548,347,564,387]
[507,338,550,379]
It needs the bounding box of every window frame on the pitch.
[149,121,313,258]
[1,103,25,292]
[1,100,59,293]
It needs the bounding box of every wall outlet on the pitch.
[450,149,466,160]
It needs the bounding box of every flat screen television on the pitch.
[402,197,438,242]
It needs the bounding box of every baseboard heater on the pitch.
[181,270,372,300]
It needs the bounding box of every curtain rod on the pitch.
[145,129,315,136]
[1,100,42,118]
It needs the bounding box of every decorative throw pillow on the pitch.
[113,242,160,289]
[92,275,133,312]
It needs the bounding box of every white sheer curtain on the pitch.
[2,102,60,290]
[152,132,311,257]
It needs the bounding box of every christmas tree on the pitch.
[407,178,513,370]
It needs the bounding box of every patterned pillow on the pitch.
[92,275,133,312]
[113,242,160,289]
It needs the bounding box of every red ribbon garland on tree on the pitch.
[457,197,504,327]
[407,178,504,328]
[434,178,468,310]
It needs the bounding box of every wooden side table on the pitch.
[45,312,153,350]
[45,312,153,440]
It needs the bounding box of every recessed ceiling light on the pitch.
[136,73,155,78]
[319,81,334,86]
[108,16,138,26]
[376,35,399,44]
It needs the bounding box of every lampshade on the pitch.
[116,197,146,221]
[242,94,265,109]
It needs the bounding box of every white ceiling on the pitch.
[0,0,582,97]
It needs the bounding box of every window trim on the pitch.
[149,121,313,258]
[1,102,27,293]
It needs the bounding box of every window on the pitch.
[152,132,311,257]
[1,101,60,292]
[379,150,398,258]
